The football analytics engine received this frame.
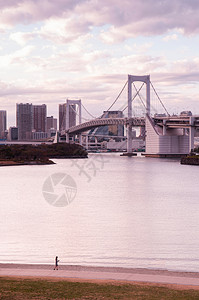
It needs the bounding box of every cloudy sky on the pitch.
[0,0,199,126]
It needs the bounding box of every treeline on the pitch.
[44,143,87,158]
[0,143,87,162]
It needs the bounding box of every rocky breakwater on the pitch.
[181,155,199,165]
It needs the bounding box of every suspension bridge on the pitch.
[61,75,199,156]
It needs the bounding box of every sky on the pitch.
[0,0,199,127]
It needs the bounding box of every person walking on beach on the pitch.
[54,256,59,270]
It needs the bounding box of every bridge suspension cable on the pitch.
[67,78,170,122]
[70,81,128,122]
[105,80,128,112]
[122,82,145,112]
[69,104,90,122]
[81,102,97,119]
[133,82,146,110]
[150,81,170,116]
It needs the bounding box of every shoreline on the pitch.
[0,263,199,278]
[2,263,199,277]
[2,265,199,298]
[1,263,199,287]
[0,155,87,166]
[0,159,54,166]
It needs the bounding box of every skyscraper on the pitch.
[7,127,18,141]
[59,103,66,131]
[47,116,57,131]
[33,104,47,132]
[0,110,7,139]
[47,116,57,137]
[16,103,33,140]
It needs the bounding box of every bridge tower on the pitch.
[65,99,82,143]
[127,75,150,153]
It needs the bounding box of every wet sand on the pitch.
[1,263,199,289]
[1,263,199,277]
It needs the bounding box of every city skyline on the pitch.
[0,99,197,132]
[4,100,77,129]
[0,1,199,127]
[2,100,81,140]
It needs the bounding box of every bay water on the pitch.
[1,153,199,272]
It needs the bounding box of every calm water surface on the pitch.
[1,153,199,272]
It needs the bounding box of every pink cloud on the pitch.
[0,0,83,25]
[0,0,199,37]
[0,0,199,42]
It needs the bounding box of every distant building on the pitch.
[16,103,33,140]
[7,127,18,141]
[105,139,136,151]
[47,116,57,137]
[59,103,66,131]
[47,116,57,131]
[0,110,7,139]
[33,104,47,132]
[48,128,57,138]
[180,111,192,117]
[16,103,48,141]
[104,111,124,136]
[154,113,166,118]
[89,111,124,137]
[32,131,48,140]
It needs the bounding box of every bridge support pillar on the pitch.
[66,133,69,143]
[127,124,133,153]
[189,117,195,153]
[163,120,167,135]
[85,135,89,149]
[78,133,82,145]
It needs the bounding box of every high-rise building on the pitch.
[47,116,57,137]
[88,111,124,140]
[88,111,124,137]
[33,104,47,132]
[104,111,124,136]
[16,103,33,140]
[47,116,57,131]
[59,103,66,131]
[7,127,18,141]
[103,111,124,136]
[0,110,7,139]
[32,131,48,140]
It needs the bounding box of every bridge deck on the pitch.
[61,116,199,135]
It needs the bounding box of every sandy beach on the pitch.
[1,263,199,289]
